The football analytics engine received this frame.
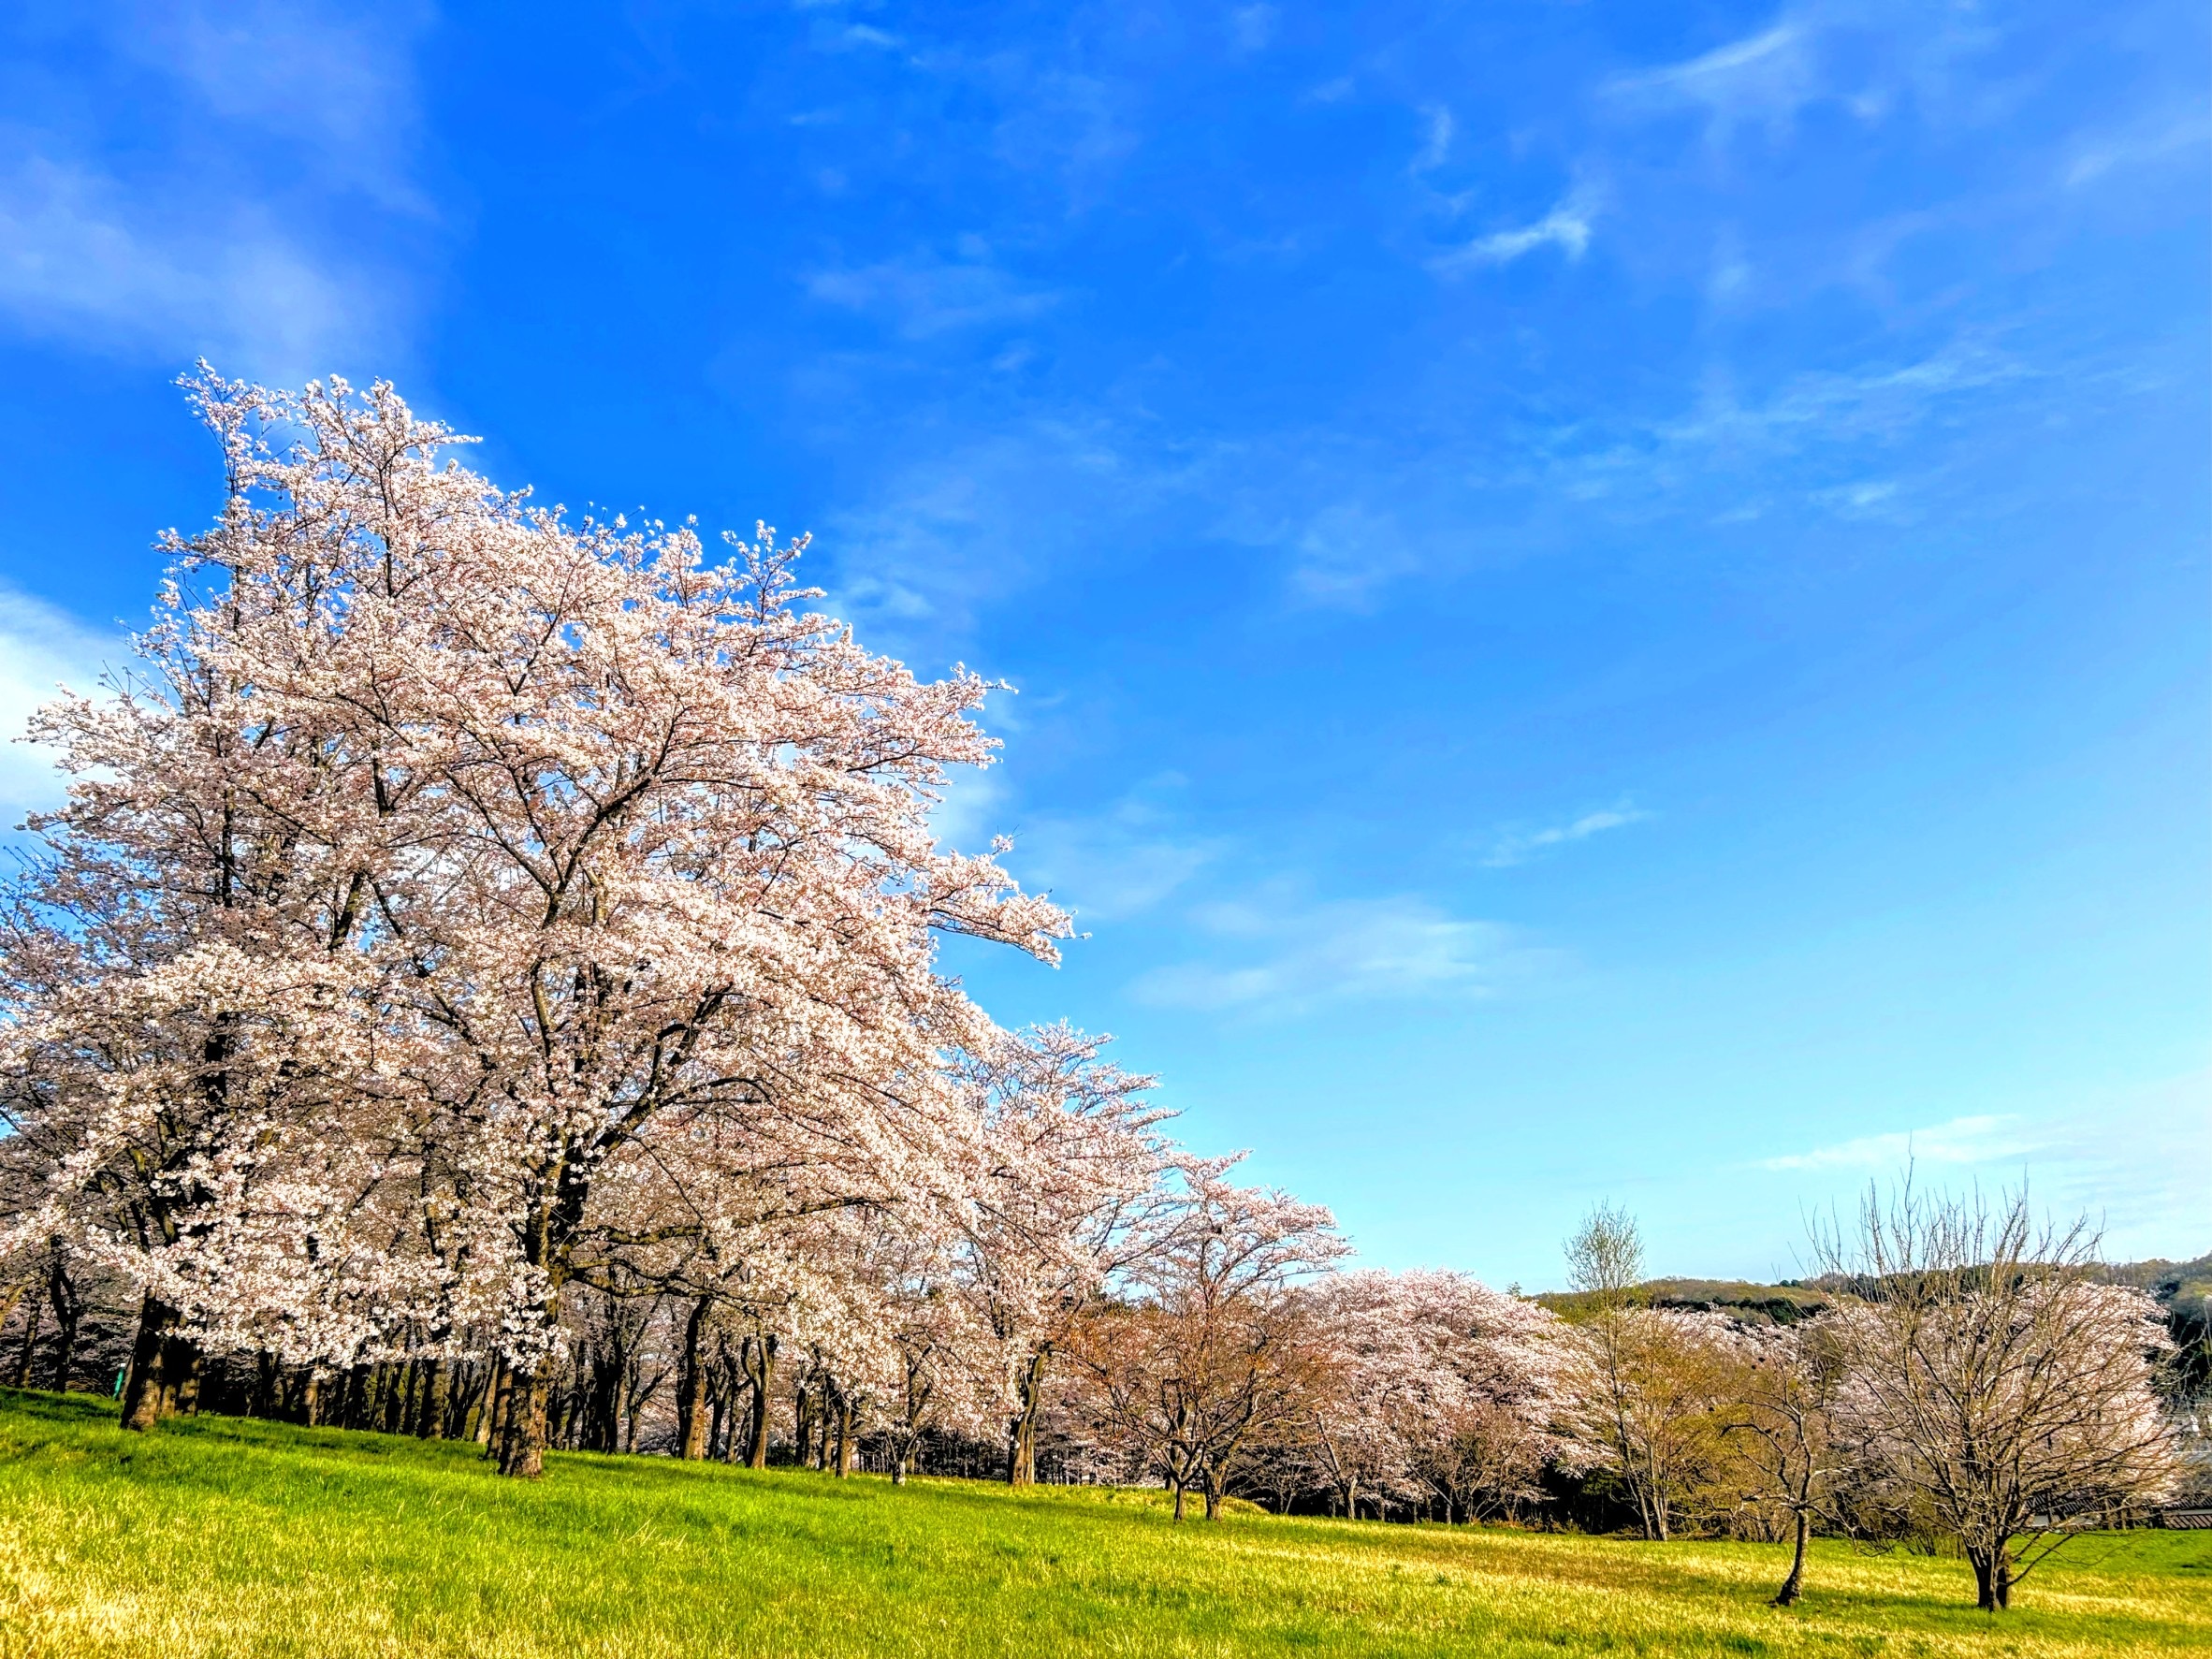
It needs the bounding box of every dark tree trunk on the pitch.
[453,1363,488,1440]
[409,1359,434,1435]
[10,1284,43,1390]
[745,1335,776,1468]
[1771,1510,1809,1607]
[833,1395,854,1477]
[381,1361,407,1433]
[47,1311,76,1392]
[1969,1545,2013,1612]
[338,1363,366,1429]
[415,1359,439,1434]
[165,1342,202,1417]
[45,1256,82,1392]
[676,1296,712,1461]
[418,1359,449,1437]
[485,1361,513,1458]
[119,1295,179,1433]
[499,1365,548,1478]
[1005,1349,1048,1486]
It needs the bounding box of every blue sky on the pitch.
[0,1,2205,1287]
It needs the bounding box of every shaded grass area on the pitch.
[2,1389,2206,1658]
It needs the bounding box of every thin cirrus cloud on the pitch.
[1604,24,1823,138]
[1009,818,1223,926]
[2062,109,2212,188]
[1528,341,2038,518]
[806,244,1060,340]
[1430,196,1595,272]
[1129,895,1562,1016]
[1759,1113,2039,1172]
[0,586,123,825]
[0,1,433,376]
[945,774,1225,925]
[1598,3,2029,150]
[1753,1083,2212,1259]
[1484,802,1652,868]
[0,156,370,372]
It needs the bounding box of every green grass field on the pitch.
[2,1390,2205,1658]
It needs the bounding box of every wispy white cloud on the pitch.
[109,0,435,210]
[0,1,433,375]
[1431,194,1595,271]
[1760,1113,2037,1172]
[2062,110,2212,188]
[1129,895,1561,1015]
[982,67,1138,205]
[1230,5,1277,56]
[1285,501,1427,608]
[0,155,373,371]
[1485,800,1652,868]
[1607,25,1821,139]
[814,414,1198,651]
[932,768,1222,924]
[808,243,1059,338]
[1009,793,1224,924]
[1601,4,2009,150]
[1752,1074,2212,1260]
[1413,104,1454,172]
[1809,477,1901,518]
[0,588,124,826]
[1652,343,2029,456]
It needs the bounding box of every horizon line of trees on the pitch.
[0,369,2198,1615]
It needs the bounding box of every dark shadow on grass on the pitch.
[0,1386,121,1427]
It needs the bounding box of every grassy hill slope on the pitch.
[3,1390,2206,1659]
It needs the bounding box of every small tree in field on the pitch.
[1817,1183,2180,1611]
[1719,1320,1847,1606]
[1074,1158,1346,1521]
[1564,1203,1739,1541]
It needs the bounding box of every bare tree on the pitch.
[1564,1203,1733,1541]
[1720,1321,1847,1606]
[1815,1182,2181,1611]
[1074,1159,1346,1520]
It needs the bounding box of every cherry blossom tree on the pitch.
[6,369,1070,1476]
[1816,1185,2181,1610]
[1289,1270,1580,1523]
[1075,1157,1346,1520]
[0,371,441,1427]
[1389,1272,1584,1523]
[951,1024,1173,1485]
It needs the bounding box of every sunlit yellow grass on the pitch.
[3,1389,2205,1658]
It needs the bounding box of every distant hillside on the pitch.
[2109,1253,2212,1393]
[2103,1252,2212,1310]
[1535,1278,1831,1326]
[1535,1252,2211,1351]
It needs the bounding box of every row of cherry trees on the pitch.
[0,371,2189,1612]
